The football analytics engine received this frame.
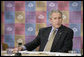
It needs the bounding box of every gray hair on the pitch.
[49,10,63,19]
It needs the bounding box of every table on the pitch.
[1,51,81,56]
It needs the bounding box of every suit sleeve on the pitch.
[58,29,74,53]
[24,29,41,51]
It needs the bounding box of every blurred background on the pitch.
[1,1,83,53]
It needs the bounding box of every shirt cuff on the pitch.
[22,46,27,50]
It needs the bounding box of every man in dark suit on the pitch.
[13,10,74,53]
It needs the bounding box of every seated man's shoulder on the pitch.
[63,25,73,32]
[39,26,52,31]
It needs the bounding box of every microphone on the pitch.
[17,39,23,47]
[15,39,23,56]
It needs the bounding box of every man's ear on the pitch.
[61,18,63,21]
[49,18,52,21]
[49,19,52,23]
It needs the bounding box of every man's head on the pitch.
[49,10,63,28]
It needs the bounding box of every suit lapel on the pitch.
[44,26,52,41]
[54,25,64,41]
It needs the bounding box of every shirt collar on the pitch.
[52,26,58,31]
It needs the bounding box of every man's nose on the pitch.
[56,19,59,22]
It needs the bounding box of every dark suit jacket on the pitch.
[24,25,74,53]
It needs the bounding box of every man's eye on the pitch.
[54,18,57,19]
[58,17,61,19]
[58,18,61,19]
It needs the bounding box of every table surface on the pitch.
[1,50,82,56]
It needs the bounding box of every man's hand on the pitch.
[13,47,23,53]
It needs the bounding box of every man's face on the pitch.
[49,12,63,28]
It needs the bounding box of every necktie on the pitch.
[44,29,56,51]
